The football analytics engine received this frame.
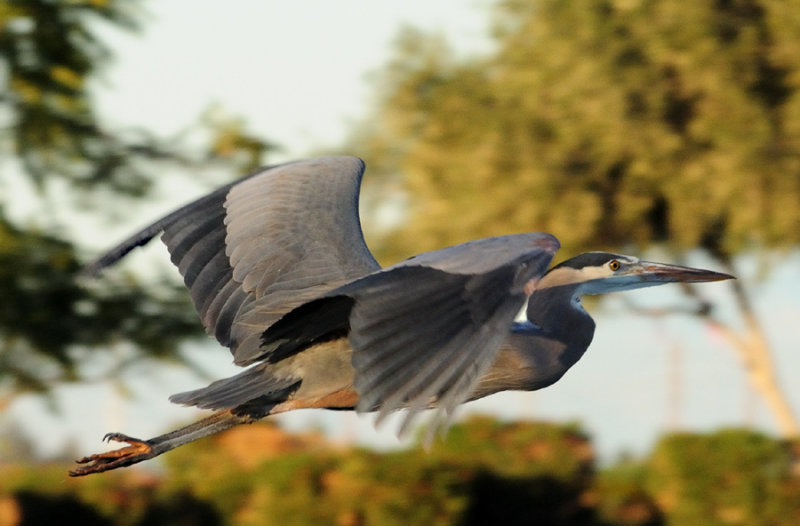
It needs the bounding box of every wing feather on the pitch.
[86,157,380,364]
[341,232,559,435]
[222,156,380,364]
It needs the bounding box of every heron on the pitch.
[70,156,732,476]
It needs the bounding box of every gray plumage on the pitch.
[70,156,732,476]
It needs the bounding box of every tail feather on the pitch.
[170,364,300,413]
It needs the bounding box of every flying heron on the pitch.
[70,156,732,476]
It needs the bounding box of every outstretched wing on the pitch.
[222,157,379,364]
[342,233,559,435]
[87,156,380,365]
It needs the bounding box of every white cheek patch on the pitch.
[536,254,641,290]
[536,266,609,289]
[576,266,611,282]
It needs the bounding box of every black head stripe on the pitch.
[551,252,621,271]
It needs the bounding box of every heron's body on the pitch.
[204,323,583,415]
[70,156,731,476]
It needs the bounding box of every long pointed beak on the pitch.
[637,261,735,283]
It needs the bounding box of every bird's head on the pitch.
[539,252,734,296]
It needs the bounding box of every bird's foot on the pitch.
[69,433,155,477]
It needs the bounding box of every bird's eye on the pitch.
[609,260,621,271]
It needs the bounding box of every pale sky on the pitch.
[6,1,800,466]
[92,0,493,158]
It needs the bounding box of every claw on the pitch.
[102,432,144,444]
[69,433,155,477]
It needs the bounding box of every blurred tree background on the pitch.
[0,0,270,402]
[2,418,799,525]
[1,0,799,524]
[352,0,800,437]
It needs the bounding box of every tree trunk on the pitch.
[629,257,799,439]
[703,271,799,438]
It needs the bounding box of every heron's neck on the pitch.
[515,285,596,386]
[526,285,595,347]
[472,285,596,399]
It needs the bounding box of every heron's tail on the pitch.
[169,364,300,418]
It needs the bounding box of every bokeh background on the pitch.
[1,1,799,524]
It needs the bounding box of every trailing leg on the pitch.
[69,409,257,476]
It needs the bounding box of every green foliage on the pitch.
[150,417,604,525]
[0,0,167,194]
[596,460,664,526]
[6,419,800,525]
[0,213,203,395]
[348,0,800,440]
[355,0,800,261]
[430,415,592,481]
[0,0,274,194]
[0,0,278,396]
[646,429,800,525]
[0,461,221,525]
